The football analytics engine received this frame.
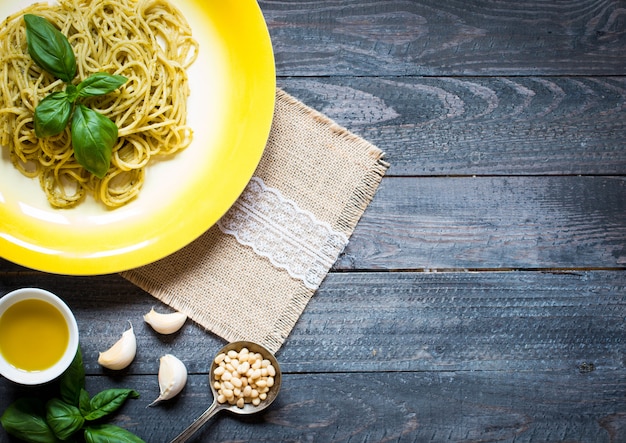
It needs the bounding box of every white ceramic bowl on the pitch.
[0,288,79,385]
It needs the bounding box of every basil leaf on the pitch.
[45,398,84,441]
[1,398,60,443]
[71,104,117,178]
[84,424,145,443]
[24,14,76,82]
[65,83,79,103]
[77,73,128,98]
[79,389,92,417]
[59,346,85,407]
[84,389,139,421]
[34,92,72,138]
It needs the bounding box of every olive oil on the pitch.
[0,299,69,371]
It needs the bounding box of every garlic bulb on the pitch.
[149,354,187,406]
[143,308,187,334]
[97,322,136,370]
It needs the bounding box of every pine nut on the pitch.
[213,345,278,409]
[237,361,250,374]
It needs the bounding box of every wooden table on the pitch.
[2,1,625,441]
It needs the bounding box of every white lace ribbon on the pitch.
[217,177,349,290]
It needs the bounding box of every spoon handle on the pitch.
[169,399,221,443]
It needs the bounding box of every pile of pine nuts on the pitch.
[212,347,277,408]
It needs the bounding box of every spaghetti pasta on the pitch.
[0,0,198,208]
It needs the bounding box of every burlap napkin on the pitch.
[121,89,388,353]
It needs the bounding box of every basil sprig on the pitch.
[24,14,127,179]
[1,346,145,443]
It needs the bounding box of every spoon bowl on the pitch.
[170,341,281,442]
[209,340,282,415]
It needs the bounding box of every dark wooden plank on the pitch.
[262,0,626,76]
[281,271,626,373]
[3,176,624,273]
[1,271,624,374]
[278,76,626,176]
[337,176,626,270]
[1,370,624,442]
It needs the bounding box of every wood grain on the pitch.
[282,271,626,373]
[0,271,623,375]
[0,371,623,442]
[0,271,624,442]
[262,0,626,76]
[338,176,626,270]
[3,176,624,274]
[278,77,626,175]
[1,176,626,270]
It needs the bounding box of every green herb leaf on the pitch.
[79,389,92,417]
[77,73,128,98]
[24,14,76,83]
[1,398,60,443]
[83,389,139,421]
[33,91,72,138]
[59,346,85,407]
[45,398,84,441]
[71,104,117,178]
[65,83,79,103]
[84,424,145,443]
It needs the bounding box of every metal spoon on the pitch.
[169,341,282,443]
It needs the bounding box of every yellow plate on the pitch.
[0,0,275,274]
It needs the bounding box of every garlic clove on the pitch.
[149,354,187,407]
[97,322,136,370]
[143,307,187,334]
